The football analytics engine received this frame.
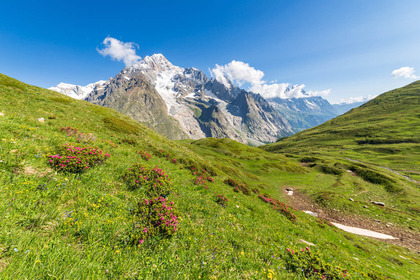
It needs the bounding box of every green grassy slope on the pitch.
[262,81,420,176]
[0,74,418,279]
[260,82,420,241]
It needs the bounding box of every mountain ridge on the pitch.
[49,54,366,143]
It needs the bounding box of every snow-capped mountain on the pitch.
[49,54,354,143]
[49,81,106,100]
[268,96,339,133]
[84,54,292,144]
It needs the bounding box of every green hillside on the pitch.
[0,74,418,279]
[263,81,420,177]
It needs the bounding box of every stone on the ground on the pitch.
[0,112,4,116]
[363,205,368,208]
[303,210,318,217]
[285,187,293,191]
[349,198,354,201]
[372,201,385,206]
[37,118,45,123]
[299,239,316,246]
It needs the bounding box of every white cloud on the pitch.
[211,60,264,89]
[210,60,330,99]
[331,95,377,105]
[391,66,419,79]
[97,37,141,67]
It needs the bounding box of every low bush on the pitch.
[119,138,138,145]
[285,247,347,279]
[129,197,178,245]
[215,194,229,207]
[101,139,118,148]
[138,150,152,161]
[122,163,172,197]
[285,247,386,279]
[299,156,319,163]
[224,178,251,196]
[180,158,217,177]
[258,194,296,222]
[350,165,397,192]
[47,143,110,173]
[319,164,343,176]
[60,126,97,143]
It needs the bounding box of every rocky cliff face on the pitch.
[80,54,293,144]
[50,54,349,144]
[86,71,188,140]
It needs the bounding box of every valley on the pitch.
[0,74,418,279]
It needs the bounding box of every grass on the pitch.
[261,81,420,230]
[263,81,420,172]
[0,73,419,279]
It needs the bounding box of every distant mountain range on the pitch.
[50,54,364,144]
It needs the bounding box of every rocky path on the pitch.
[283,188,420,251]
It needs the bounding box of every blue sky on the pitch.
[1,0,420,103]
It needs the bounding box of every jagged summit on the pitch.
[127,53,180,74]
[49,54,358,143]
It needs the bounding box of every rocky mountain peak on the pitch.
[128,53,180,74]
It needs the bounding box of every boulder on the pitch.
[372,201,385,207]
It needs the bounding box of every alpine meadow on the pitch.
[1,1,420,279]
[0,72,419,278]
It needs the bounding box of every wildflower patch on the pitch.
[138,150,152,161]
[283,247,371,279]
[60,126,97,143]
[130,197,179,244]
[224,178,251,196]
[258,194,296,222]
[48,143,110,173]
[122,163,172,197]
[215,194,229,207]
[118,138,138,145]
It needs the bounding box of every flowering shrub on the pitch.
[101,139,118,148]
[181,159,217,177]
[122,163,172,197]
[258,194,296,222]
[119,138,138,145]
[48,143,110,173]
[285,247,348,279]
[130,197,179,244]
[215,194,229,207]
[138,150,152,161]
[60,126,97,143]
[155,149,174,161]
[193,175,207,186]
[224,178,251,196]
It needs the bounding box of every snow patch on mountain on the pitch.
[49,81,106,99]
